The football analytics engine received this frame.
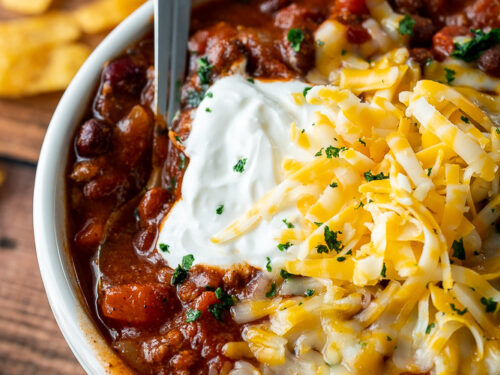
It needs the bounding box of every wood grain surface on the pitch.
[0,1,113,374]
[0,160,85,375]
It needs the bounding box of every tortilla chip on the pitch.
[0,43,91,97]
[74,0,146,34]
[0,0,53,15]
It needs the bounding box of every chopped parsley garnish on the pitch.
[398,15,415,37]
[358,138,366,146]
[364,170,389,181]
[450,303,468,315]
[206,92,213,98]
[266,282,277,298]
[355,201,364,209]
[209,288,236,321]
[187,90,204,107]
[452,238,465,260]
[314,222,323,227]
[427,167,432,176]
[178,153,186,170]
[205,107,212,113]
[197,57,212,85]
[336,256,346,262]
[216,205,224,215]
[169,176,177,191]
[280,269,294,279]
[265,257,272,272]
[233,158,247,173]
[480,297,498,313]
[444,68,456,84]
[451,28,500,62]
[182,254,194,270]
[171,254,195,285]
[288,28,305,52]
[330,182,338,188]
[425,322,435,334]
[247,78,255,84]
[315,147,324,157]
[461,115,470,124]
[497,128,500,135]
[175,135,183,144]
[386,336,392,341]
[341,49,347,56]
[303,86,312,97]
[159,243,170,253]
[186,308,202,323]
[325,145,347,158]
[346,249,352,255]
[305,289,315,296]
[316,226,344,254]
[381,262,387,278]
[282,218,294,228]
[277,242,292,251]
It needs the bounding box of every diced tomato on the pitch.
[101,283,173,324]
[334,0,368,15]
[195,291,220,313]
[432,26,471,59]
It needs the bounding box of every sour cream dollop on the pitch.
[157,75,320,270]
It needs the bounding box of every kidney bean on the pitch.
[74,217,105,248]
[83,170,131,201]
[410,48,434,69]
[103,56,146,96]
[69,158,103,183]
[390,0,423,13]
[133,224,158,257]
[478,45,500,77]
[410,15,436,47]
[334,0,369,15]
[274,3,322,29]
[346,24,372,44]
[137,188,171,226]
[76,119,112,157]
[259,0,291,13]
[170,350,198,371]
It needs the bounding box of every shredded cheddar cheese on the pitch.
[222,2,500,374]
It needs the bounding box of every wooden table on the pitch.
[0,2,109,374]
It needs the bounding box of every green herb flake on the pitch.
[314,222,323,227]
[178,153,186,170]
[205,107,212,113]
[247,78,255,84]
[315,147,324,157]
[358,138,366,146]
[451,29,500,62]
[341,49,347,56]
[386,336,392,341]
[159,243,170,253]
[305,289,315,297]
[206,92,213,98]
[427,167,432,176]
[266,282,277,298]
[277,242,292,251]
[303,86,312,97]
[186,308,202,323]
[336,256,346,262]
[346,249,352,255]
[197,57,213,85]
[452,238,466,260]
[265,257,272,272]
[461,115,470,124]
[233,158,247,173]
[182,254,195,270]
[316,244,329,254]
[450,303,468,315]
[381,262,387,278]
[355,201,364,209]
[216,205,224,215]
[208,303,225,321]
[280,269,294,279]
[496,128,500,135]
[398,15,415,37]
[425,323,435,334]
[480,297,498,313]
[324,225,344,253]
[171,265,188,285]
[282,218,294,228]
[187,90,204,107]
[444,68,456,84]
[330,182,338,188]
[325,145,347,158]
[288,28,305,52]
[364,170,390,182]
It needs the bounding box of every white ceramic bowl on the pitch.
[33,2,154,374]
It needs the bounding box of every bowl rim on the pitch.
[33,2,153,374]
